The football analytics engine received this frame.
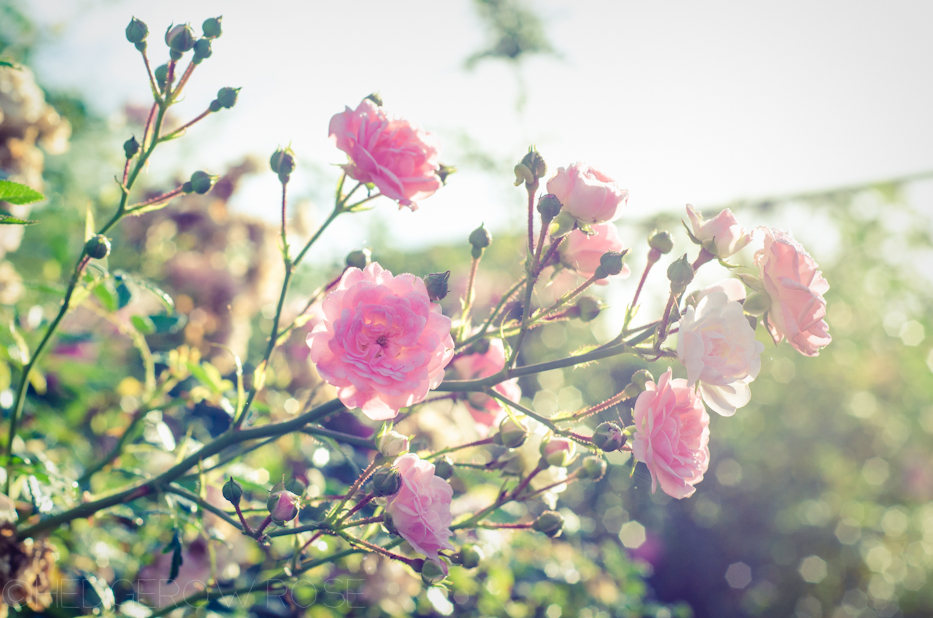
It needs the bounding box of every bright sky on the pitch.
[25,0,933,254]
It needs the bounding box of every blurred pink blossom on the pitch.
[451,338,520,434]
[547,162,628,225]
[559,223,630,283]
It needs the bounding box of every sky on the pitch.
[21,0,933,254]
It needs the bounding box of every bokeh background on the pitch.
[2,1,933,617]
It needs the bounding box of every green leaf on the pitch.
[149,314,186,334]
[0,58,19,69]
[114,271,175,313]
[92,281,118,312]
[0,180,44,205]
[0,213,38,225]
[131,315,155,335]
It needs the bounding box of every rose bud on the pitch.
[536,193,562,222]
[573,296,602,322]
[433,456,454,480]
[437,163,456,185]
[469,224,492,259]
[423,271,450,302]
[125,17,149,48]
[580,456,608,481]
[532,510,564,538]
[622,369,653,399]
[667,253,695,294]
[539,437,576,467]
[648,230,674,255]
[594,250,629,279]
[222,477,243,506]
[270,147,296,184]
[592,421,625,453]
[165,24,196,59]
[123,136,140,159]
[743,290,771,316]
[420,559,448,586]
[365,92,384,106]
[452,544,483,569]
[497,451,525,476]
[85,235,111,260]
[192,38,212,64]
[519,147,547,183]
[210,87,240,112]
[345,248,372,270]
[493,417,528,449]
[377,430,410,458]
[154,64,169,89]
[372,467,402,497]
[189,171,218,195]
[266,489,300,525]
[202,16,223,39]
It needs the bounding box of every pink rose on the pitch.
[559,223,631,283]
[451,338,520,434]
[546,162,628,225]
[307,262,454,420]
[329,99,442,210]
[385,453,455,567]
[754,228,831,356]
[686,204,752,258]
[632,368,710,499]
[677,286,765,416]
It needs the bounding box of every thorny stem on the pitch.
[456,278,525,350]
[457,255,481,343]
[126,186,185,211]
[160,108,212,141]
[328,460,378,522]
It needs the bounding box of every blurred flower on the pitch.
[685,204,752,258]
[559,223,630,283]
[755,228,831,356]
[546,162,628,226]
[329,98,442,210]
[0,261,24,305]
[451,338,520,435]
[307,262,453,420]
[677,287,764,416]
[0,523,55,614]
[632,368,710,499]
[385,453,454,567]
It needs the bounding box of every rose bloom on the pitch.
[686,204,752,259]
[632,368,710,500]
[307,262,454,420]
[546,162,628,225]
[329,99,442,210]
[559,223,630,283]
[450,338,520,434]
[755,228,831,356]
[385,453,455,567]
[678,285,765,416]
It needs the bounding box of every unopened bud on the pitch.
[469,224,492,259]
[631,369,652,391]
[519,147,547,182]
[210,87,240,112]
[222,477,243,506]
[202,16,223,39]
[667,253,695,294]
[372,467,402,497]
[437,163,456,185]
[433,456,454,480]
[594,250,628,279]
[123,136,140,159]
[192,38,212,64]
[154,64,169,88]
[648,230,674,255]
[592,421,625,452]
[743,290,771,316]
[189,171,217,195]
[345,248,371,270]
[377,430,409,458]
[420,560,447,585]
[574,296,602,322]
[498,452,525,475]
[423,271,450,302]
[581,456,608,481]
[532,510,564,538]
[365,92,383,107]
[540,437,575,468]
[453,544,483,569]
[125,17,149,46]
[165,24,196,59]
[85,235,111,260]
[494,417,528,449]
[536,193,562,221]
[267,489,300,525]
[269,148,296,184]
[514,163,534,187]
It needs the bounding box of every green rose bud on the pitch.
[574,296,602,322]
[85,235,111,260]
[536,193,562,221]
[372,467,402,497]
[192,38,212,64]
[580,456,608,481]
[269,147,296,183]
[154,64,169,89]
[365,92,383,107]
[420,560,447,586]
[743,290,771,316]
[202,16,223,39]
[222,477,243,506]
[648,230,674,255]
[518,146,547,183]
[493,417,528,449]
[125,17,149,45]
[189,171,218,195]
[592,421,625,452]
[532,510,564,538]
[123,136,140,159]
[433,456,454,480]
[345,248,372,270]
[539,437,576,468]
[436,163,456,185]
[667,253,695,294]
[594,250,628,278]
[165,23,196,59]
[210,87,240,112]
[423,271,450,302]
[469,224,492,259]
[376,430,409,458]
[453,544,483,569]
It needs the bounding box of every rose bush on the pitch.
[329,98,442,210]
[307,262,454,420]
[632,368,711,499]
[755,227,832,356]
